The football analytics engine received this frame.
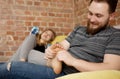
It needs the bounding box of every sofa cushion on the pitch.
[51,35,66,44]
[56,70,120,79]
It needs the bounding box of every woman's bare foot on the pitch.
[47,55,62,74]
[47,44,63,74]
[51,55,62,74]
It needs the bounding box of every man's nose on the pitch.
[90,15,96,22]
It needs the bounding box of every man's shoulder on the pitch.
[113,25,120,29]
[110,26,120,34]
[112,27,120,37]
[106,26,120,38]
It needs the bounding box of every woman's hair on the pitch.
[36,29,56,45]
[89,0,118,13]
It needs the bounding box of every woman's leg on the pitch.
[9,34,36,62]
[28,49,47,66]
[9,61,65,79]
[0,63,11,79]
[0,62,31,79]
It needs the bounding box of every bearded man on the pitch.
[45,0,120,75]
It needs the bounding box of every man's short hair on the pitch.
[90,0,118,13]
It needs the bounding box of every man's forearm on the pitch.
[71,54,120,72]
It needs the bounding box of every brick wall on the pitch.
[0,0,74,61]
[0,0,120,61]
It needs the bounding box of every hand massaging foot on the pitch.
[47,44,63,74]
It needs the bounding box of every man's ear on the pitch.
[110,12,116,20]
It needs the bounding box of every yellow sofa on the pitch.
[56,70,120,79]
[52,36,120,79]
[51,35,67,44]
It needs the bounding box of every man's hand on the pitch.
[44,43,64,59]
[57,50,75,66]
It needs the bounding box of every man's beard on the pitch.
[86,20,108,35]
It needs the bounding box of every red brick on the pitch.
[16,0,24,5]
[25,16,35,21]
[33,22,40,26]
[34,2,41,6]
[41,2,49,7]
[7,31,15,35]
[24,11,32,15]
[41,12,48,16]
[56,14,63,17]
[26,1,33,5]
[16,31,25,36]
[5,52,13,56]
[49,22,55,26]
[52,18,66,23]
[41,22,47,26]
[0,52,4,56]
[13,36,19,41]
[25,22,32,26]
[49,13,55,16]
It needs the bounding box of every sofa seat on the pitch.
[56,70,120,79]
